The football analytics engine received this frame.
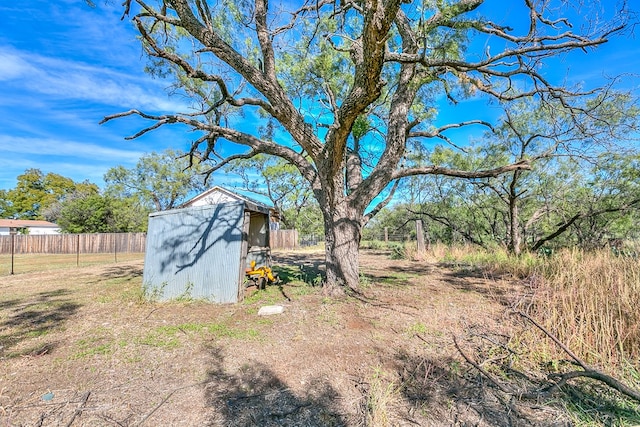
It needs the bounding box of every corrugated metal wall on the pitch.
[142,202,246,303]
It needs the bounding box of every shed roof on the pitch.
[181,186,273,213]
[0,219,59,228]
[154,197,270,218]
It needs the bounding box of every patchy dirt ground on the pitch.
[1,249,569,426]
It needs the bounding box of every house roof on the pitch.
[182,186,274,210]
[0,219,60,228]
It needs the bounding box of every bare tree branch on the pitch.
[407,207,486,247]
[392,160,531,181]
[108,0,634,290]
[363,179,400,224]
[531,198,640,251]
[101,109,319,186]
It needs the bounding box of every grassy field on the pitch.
[1,248,639,426]
[0,252,145,276]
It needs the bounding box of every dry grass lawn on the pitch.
[0,249,635,426]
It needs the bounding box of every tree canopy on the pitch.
[0,169,97,220]
[372,149,640,252]
[104,148,207,211]
[104,0,635,291]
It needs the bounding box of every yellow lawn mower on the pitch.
[245,260,280,290]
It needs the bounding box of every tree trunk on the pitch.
[508,196,521,256]
[322,203,363,295]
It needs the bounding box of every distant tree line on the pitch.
[364,100,640,253]
[0,149,207,233]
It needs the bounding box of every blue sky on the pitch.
[0,1,193,190]
[1,1,638,192]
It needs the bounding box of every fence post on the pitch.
[76,234,80,267]
[10,228,16,275]
[416,220,425,253]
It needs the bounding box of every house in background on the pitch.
[142,187,275,303]
[0,219,61,236]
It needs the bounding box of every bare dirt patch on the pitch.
[1,250,570,426]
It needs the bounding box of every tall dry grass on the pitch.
[397,241,495,264]
[527,249,640,367]
[409,242,541,278]
[420,244,639,369]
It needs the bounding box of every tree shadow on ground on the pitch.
[393,342,640,426]
[0,297,24,310]
[559,382,640,425]
[83,263,143,286]
[204,346,347,426]
[386,262,436,277]
[361,270,418,288]
[98,264,144,280]
[0,289,80,357]
[386,260,523,308]
[272,252,325,285]
[440,270,519,307]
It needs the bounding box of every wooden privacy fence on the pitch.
[1,230,300,254]
[0,233,146,254]
[270,229,298,249]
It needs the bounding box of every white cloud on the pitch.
[0,45,190,113]
[0,134,144,162]
[0,50,37,80]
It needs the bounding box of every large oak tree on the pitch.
[104,0,631,292]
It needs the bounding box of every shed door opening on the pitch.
[247,211,270,267]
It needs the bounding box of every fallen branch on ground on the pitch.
[65,391,91,427]
[516,310,640,403]
[452,335,513,394]
[451,335,528,419]
[453,316,640,404]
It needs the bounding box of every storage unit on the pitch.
[142,200,271,303]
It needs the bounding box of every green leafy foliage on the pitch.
[53,192,149,233]
[229,154,324,235]
[371,149,640,252]
[0,169,99,220]
[371,97,640,253]
[104,148,206,212]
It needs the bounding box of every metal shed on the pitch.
[142,200,271,303]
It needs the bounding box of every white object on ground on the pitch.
[258,305,285,316]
